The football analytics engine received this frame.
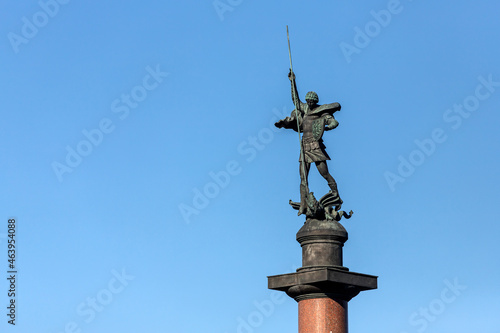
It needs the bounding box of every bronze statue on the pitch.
[275,27,352,221]
[275,71,344,217]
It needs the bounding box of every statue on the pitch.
[275,27,352,221]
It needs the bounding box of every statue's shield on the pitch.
[312,117,325,141]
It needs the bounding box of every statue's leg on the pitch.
[298,162,311,215]
[300,161,311,186]
[316,161,342,209]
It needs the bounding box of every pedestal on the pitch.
[268,218,377,333]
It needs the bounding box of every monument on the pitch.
[267,27,377,333]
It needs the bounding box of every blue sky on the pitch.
[1,0,500,332]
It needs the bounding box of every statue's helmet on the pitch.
[305,91,319,103]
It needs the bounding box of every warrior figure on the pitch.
[275,71,342,216]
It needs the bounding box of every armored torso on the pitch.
[301,111,319,140]
[300,109,330,163]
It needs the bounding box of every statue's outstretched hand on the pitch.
[288,69,295,82]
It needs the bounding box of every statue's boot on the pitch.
[297,184,308,216]
[327,181,343,211]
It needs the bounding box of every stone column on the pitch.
[298,298,347,333]
[268,218,377,333]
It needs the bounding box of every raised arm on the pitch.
[288,70,302,107]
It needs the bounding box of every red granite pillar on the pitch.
[298,297,347,333]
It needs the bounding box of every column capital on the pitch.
[268,266,377,302]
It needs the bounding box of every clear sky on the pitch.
[1,0,500,332]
